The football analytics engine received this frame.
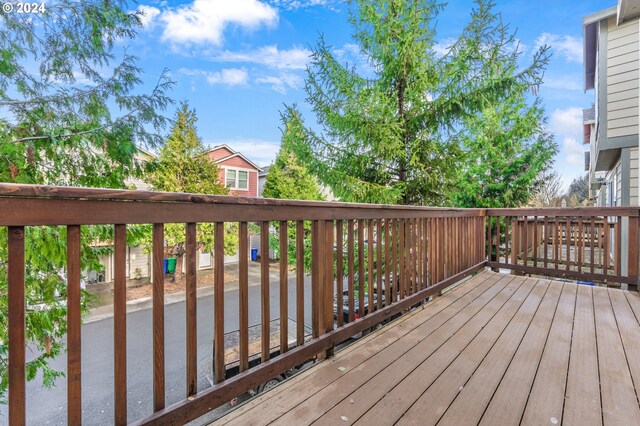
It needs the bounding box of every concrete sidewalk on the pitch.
[86,262,284,323]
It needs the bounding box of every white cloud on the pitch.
[536,33,582,63]
[255,73,303,94]
[212,45,311,70]
[137,5,161,29]
[270,0,339,11]
[206,139,280,166]
[432,38,456,56]
[563,137,584,166]
[179,67,249,87]
[542,74,582,91]
[549,107,588,188]
[550,107,582,139]
[160,0,278,46]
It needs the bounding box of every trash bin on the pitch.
[163,258,168,274]
[251,248,258,261]
[166,257,177,274]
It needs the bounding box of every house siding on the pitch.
[128,246,150,279]
[205,147,234,161]
[606,17,639,139]
[219,156,260,197]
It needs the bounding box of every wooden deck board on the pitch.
[442,280,562,426]
[520,283,576,426]
[563,285,602,426]
[398,277,547,425]
[212,271,640,426]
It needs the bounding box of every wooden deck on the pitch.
[214,270,640,426]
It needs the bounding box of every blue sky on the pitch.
[130,0,614,189]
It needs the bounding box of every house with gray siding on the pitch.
[583,0,640,278]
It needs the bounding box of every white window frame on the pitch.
[222,166,252,191]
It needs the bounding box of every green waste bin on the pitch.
[166,257,177,274]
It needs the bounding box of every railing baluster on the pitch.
[532,216,538,268]
[543,218,549,268]
[323,220,334,355]
[496,216,501,266]
[114,224,127,425]
[376,219,383,309]
[604,220,610,277]
[615,217,622,281]
[384,219,391,296]
[239,222,249,371]
[564,218,573,271]
[185,223,197,394]
[295,221,305,346]
[316,221,326,340]
[358,219,365,314]
[578,218,583,274]
[311,220,319,337]
[590,218,595,274]
[347,219,355,322]
[279,221,289,354]
[260,221,271,360]
[367,219,374,310]
[8,226,25,426]
[417,218,423,291]
[399,219,406,297]
[214,222,225,382]
[335,220,344,328]
[152,223,165,411]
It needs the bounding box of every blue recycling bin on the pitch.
[251,248,258,261]
[163,258,168,274]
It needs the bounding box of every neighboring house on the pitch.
[583,0,640,277]
[258,165,271,197]
[125,146,155,191]
[203,144,262,197]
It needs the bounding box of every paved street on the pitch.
[1,270,313,425]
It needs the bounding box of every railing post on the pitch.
[8,226,25,426]
[629,215,639,291]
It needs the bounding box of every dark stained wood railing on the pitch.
[0,184,485,425]
[486,208,640,290]
[4,184,638,425]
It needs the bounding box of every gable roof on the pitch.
[203,144,263,171]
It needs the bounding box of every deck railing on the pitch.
[2,185,640,425]
[486,208,640,290]
[0,184,486,425]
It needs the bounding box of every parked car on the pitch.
[206,317,314,396]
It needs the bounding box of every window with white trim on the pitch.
[226,169,249,190]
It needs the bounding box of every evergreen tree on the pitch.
[292,0,550,206]
[0,1,173,399]
[263,107,324,272]
[263,107,325,201]
[148,103,236,279]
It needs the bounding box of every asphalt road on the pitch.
[1,273,313,425]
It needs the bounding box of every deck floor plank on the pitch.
[278,273,521,426]
[211,272,640,426]
[349,275,533,426]
[439,280,562,426]
[592,286,640,425]
[520,283,577,426]
[609,289,640,403]
[398,278,548,425]
[563,285,602,426]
